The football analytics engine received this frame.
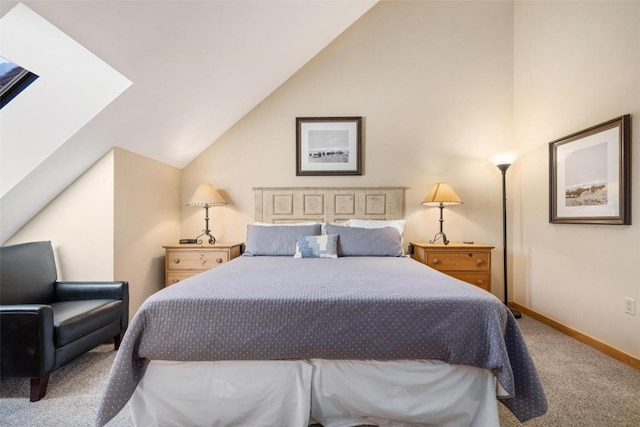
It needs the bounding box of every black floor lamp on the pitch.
[496,163,522,319]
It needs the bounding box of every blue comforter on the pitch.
[97,256,547,425]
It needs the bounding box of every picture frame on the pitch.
[296,116,362,176]
[549,114,631,225]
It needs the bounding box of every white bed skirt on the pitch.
[129,359,500,427]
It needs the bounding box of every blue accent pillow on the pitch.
[324,224,403,257]
[294,234,338,258]
[244,224,322,256]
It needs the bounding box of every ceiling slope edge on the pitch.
[0,1,378,244]
[0,3,132,197]
[0,3,130,243]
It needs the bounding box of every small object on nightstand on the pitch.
[410,242,494,292]
[179,239,198,244]
[462,241,474,244]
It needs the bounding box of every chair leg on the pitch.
[113,332,123,350]
[30,376,49,402]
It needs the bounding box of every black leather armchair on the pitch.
[0,241,128,401]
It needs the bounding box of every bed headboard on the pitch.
[254,187,405,224]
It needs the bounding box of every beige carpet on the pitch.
[498,316,640,427]
[1,315,639,426]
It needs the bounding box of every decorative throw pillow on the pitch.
[324,224,403,257]
[244,224,322,256]
[294,234,339,258]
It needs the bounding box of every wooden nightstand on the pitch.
[163,243,243,286]
[409,242,494,292]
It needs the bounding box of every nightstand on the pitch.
[163,243,243,286]
[409,242,494,292]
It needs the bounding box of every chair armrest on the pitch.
[54,281,129,331]
[0,305,55,377]
[55,281,128,301]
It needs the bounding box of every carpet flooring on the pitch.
[1,314,638,426]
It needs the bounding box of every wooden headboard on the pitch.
[254,187,405,224]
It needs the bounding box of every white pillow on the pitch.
[343,219,405,236]
[254,221,319,226]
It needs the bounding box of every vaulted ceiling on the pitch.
[0,0,377,243]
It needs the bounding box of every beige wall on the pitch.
[181,1,516,291]
[512,1,640,357]
[7,151,115,280]
[6,148,181,319]
[182,0,639,359]
[114,148,181,319]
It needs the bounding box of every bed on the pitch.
[97,187,547,427]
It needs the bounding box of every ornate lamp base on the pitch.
[429,231,449,245]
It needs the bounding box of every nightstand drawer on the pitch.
[163,243,243,287]
[410,242,494,293]
[166,249,229,270]
[166,271,198,286]
[447,272,491,291]
[425,251,490,271]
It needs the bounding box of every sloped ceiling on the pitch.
[0,0,377,243]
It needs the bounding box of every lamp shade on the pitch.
[187,184,227,207]
[421,182,463,207]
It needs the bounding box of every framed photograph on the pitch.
[296,116,362,176]
[549,114,631,225]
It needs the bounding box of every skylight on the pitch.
[0,56,38,109]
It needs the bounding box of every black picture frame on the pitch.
[549,114,631,225]
[296,116,362,176]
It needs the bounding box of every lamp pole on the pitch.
[429,203,450,245]
[497,163,521,319]
[201,205,216,244]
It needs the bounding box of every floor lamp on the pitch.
[496,163,522,319]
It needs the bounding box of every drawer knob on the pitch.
[476,259,483,266]
[432,258,440,265]
[476,279,484,285]
[216,258,223,264]
[173,258,180,264]
[172,278,180,284]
